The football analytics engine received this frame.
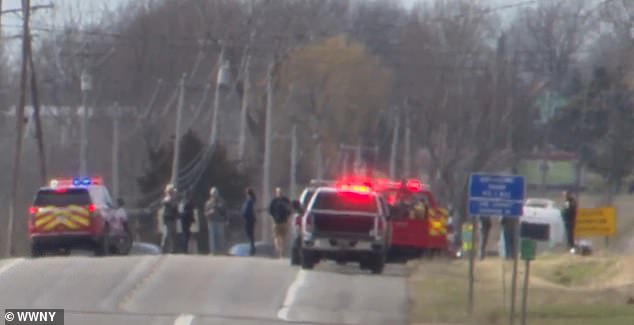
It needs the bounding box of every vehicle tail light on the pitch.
[28,206,38,215]
[87,204,96,213]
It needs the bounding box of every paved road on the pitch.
[0,255,410,325]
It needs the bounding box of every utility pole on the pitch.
[171,74,187,189]
[290,124,298,199]
[262,60,275,244]
[238,55,251,163]
[26,14,45,184]
[209,45,226,146]
[79,69,91,176]
[316,143,323,180]
[389,109,401,180]
[403,108,412,178]
[75,44,115,176]
[7,0,31,257]
[111,103,121,199]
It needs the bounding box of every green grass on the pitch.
[534,259,617,286]
[518,160,575,186]
[409,257,634,325]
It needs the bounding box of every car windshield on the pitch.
[311,191,378,213]
[33,188,92,207]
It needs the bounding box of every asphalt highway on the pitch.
[0,254,410,325]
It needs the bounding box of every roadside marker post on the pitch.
[520,239,536,325]
[467,173,525,321]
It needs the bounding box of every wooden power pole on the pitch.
[7,0,31,257]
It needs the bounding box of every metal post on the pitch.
[238,55,251,163]
[210,45,225,146]
[389,110,400,179]
[112,103,121,199]
[290,124,298,199]
[510,218,520,325]
[468,217,477,315]
[520,259,531,325]
[262,61,275,244]
[79,69,92,176]
[171,74,187,189]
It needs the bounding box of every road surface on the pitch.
[0,255,410,325]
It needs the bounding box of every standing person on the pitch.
[561,190,578,254]
[269,187,292,258]
[479,216,492,260]
[180,191,195,254]
[205,187,227,255]
[161,184,179,254]
[241,187,257,256]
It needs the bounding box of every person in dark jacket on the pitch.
[561,190,578,253]
[180,191,195,254]
[241,187,257,256]
[479,215,492,260]
[161,184,179,254]
[269,187,292,258]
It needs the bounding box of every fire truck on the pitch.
[291,176,454,265]
[372,178,454,261]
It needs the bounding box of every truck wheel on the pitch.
[370,253,385,274]
[95,226,111,256]
[290,237,301,266]
[30,243,44,258]
[300,250,315,270]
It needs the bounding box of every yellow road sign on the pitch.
[575,206,616,237]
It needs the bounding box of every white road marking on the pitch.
[277,269,307,321]
[173,314,195,325]
[0,258,25,277]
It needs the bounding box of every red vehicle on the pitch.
[373,179,453,261]
[334,176,454,260]
[28,177,132,257]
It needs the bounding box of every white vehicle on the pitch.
[521,198,565,247]
[300,184,391,274]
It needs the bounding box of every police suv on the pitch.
[28,177,132,257]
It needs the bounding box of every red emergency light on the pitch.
[406,179,423,192]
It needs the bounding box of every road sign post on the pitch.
[467,173,525,322]
[520,238,536,325]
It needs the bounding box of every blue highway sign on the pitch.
[468,173,525,217]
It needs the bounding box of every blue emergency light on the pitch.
[50,176,102,188]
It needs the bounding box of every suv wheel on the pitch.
[95,225,111,256]
[290,237,301,266]
[30,243,44,258]
[370,253,385,274]
[300,249,315,270]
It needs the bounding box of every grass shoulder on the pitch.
[409,254,634,325]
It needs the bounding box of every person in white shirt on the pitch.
[114,198,130,234]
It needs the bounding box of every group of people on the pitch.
[159,184,296,258]
[478,190,578,260]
